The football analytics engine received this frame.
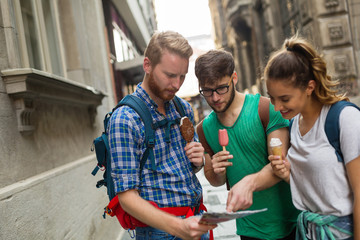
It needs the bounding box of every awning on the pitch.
[115,57,144,85]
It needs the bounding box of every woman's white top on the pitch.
[288,104,360,216]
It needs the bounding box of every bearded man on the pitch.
[195,49,299,240]
[108,31,216,240]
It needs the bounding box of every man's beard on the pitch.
[148,72,175,101]
[212,82,235,113]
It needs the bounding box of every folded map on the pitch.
[199,208,268,225]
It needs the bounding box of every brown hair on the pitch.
[264,34,348,104]
[195,49,234,86]
[144,31,193,67]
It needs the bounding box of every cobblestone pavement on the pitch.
[197,171,239,240]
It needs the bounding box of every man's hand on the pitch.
[226,163,283,212]
[173,216,216,240]
[184,141,204,167]
[226,175,255,212]
[119,190,216,240]
[211,151,233,176]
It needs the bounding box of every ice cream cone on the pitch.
[271,146,282,160]
[270,138,282,160]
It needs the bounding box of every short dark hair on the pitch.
[195,49,234,86]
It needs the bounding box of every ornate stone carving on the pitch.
[323,47,356,80]
[325,0,339,8]
[328,23,344,40]
[14,98,35,133]
[318,15,351,47]
[334,55,348,72]
[314,0,347,16]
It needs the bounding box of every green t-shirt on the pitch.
[203,94,299,239]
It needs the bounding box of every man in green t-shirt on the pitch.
[195,50,299,240]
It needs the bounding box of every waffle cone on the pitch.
[272,146,282,160]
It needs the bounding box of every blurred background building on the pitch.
[208,0,360,97]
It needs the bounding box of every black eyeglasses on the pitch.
[199,74,234,97]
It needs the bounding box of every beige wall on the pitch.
[0,156,121,239]
[0,0,122,239]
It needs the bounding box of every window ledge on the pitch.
[1,68,106,133]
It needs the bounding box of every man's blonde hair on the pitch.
[144,31,193,67]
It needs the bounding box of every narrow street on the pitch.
[198,171,239,240]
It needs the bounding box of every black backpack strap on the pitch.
[119,95,156,171]
[325,101,360,162]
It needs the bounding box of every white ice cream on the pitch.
[270,138,282,147]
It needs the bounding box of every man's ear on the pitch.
[306,80,316,96]
[143,57,152,74]
[233,72,238,85]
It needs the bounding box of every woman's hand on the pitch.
[268,154,291,183]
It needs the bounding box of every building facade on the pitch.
[103,0,156,102]
[0,0,155,239]
[208,0,360,97]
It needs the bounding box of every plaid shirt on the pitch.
[108,84,202,208]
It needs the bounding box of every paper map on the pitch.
[199,208,268,225]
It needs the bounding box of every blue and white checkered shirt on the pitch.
[108,83,202,208]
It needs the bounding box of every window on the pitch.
[14,0,65,76]
[113,29,124,62]
[112,22,140,63]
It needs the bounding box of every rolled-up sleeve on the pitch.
[108,106,145,194]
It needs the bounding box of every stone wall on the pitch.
[208,0,360,97]
[0,156,121,240]
[0,0,123,239]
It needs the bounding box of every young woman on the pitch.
[264,35,360,240]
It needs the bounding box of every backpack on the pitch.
[91,94,186,218]
[289,101,360,162]
[196,96,270,190]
